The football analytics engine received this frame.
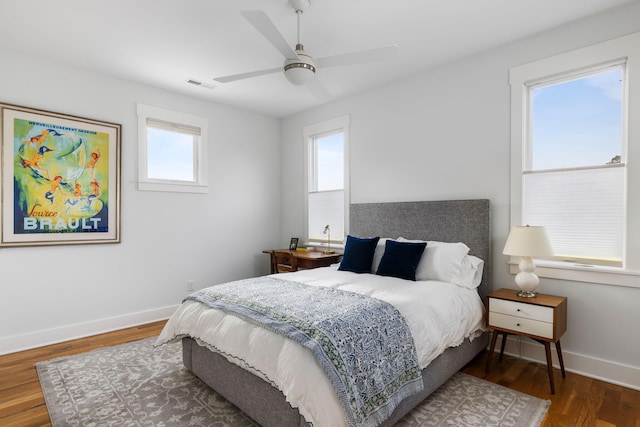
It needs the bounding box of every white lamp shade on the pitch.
[503,225,554,257]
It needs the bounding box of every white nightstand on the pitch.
[485,288,567,394]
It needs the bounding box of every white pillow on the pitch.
[397,237,470,283]
[454,255,484,289]
[371,238,393,273]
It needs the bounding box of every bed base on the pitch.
[183,333,488,427]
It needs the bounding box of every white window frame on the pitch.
[509,32,640,288]
[304,115,350,246]
[137,103,208,193]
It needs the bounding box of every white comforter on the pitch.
[156,266,486,427]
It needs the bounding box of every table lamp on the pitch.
[503,225,554,297]
[322,225,334,254]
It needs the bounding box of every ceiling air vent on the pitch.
[186,79,216,90]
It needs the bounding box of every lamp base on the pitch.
[513,256,540,298]
[516,290,537,298]
[322,250,335,255]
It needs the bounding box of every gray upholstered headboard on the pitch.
[350,199,491,301]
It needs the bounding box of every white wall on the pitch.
[2,1,639,392]
[0,48,281,353]
[281,3,640,390]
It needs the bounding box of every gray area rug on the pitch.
[37,337,550,427]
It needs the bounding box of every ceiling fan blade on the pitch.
[241,10,298,59]
[307,78,332,101]
[214,67,282,83]
[316,44,398,68]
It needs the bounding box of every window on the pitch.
[509,32,640,287]
[304,116,350,245]
[524,65,625,267]
[137,103,208,193]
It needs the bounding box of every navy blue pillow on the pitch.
[338,235,380,273]
[376,239,427,281]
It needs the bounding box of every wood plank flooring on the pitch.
[0,321,167,427]
[1,321,639,426]
[463,352,640,427]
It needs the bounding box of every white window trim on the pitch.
[137,103,208,193]
[303,115,350,245]
[509,32,640,288]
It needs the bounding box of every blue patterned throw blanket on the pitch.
[186,276,423,427]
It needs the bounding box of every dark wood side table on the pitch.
[263,249,342,273]
[485,288,567,394]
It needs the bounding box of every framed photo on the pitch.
[289,237,299,250]
[1,103,121,247]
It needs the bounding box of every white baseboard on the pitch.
[0,305,179,355]
[492,335,640,392]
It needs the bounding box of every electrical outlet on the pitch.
[187,280,195,292]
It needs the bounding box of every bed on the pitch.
[157,199,491,427]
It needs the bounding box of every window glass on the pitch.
[308,190,344,241]
[147,127,196,182]
[316,133,344,191]
[530,68,623,170]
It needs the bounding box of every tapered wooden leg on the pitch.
[556,340,566,378]
[486,330,499,372]
[268,252,276,274]
[499,332,508,361]
[544,342,555,394]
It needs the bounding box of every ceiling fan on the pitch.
[213,0,398,99]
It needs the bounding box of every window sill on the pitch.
[508,260,640,289]
[137,181,208,194]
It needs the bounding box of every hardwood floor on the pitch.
[1,321,639,426]
[463,351,640,427]
[0,321,167,427]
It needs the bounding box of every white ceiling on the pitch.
[0,0,636,118]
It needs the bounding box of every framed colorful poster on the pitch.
[1,103,121,247]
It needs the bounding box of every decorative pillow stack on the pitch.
[338,235,484,287]
[339,235,426,281]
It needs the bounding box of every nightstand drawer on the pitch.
[490,298,553,323]
[488,312,554,339]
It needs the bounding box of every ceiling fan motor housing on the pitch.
[290,0,310,13]
[284,44,316,85]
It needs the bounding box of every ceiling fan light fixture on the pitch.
[284,62,316,85]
